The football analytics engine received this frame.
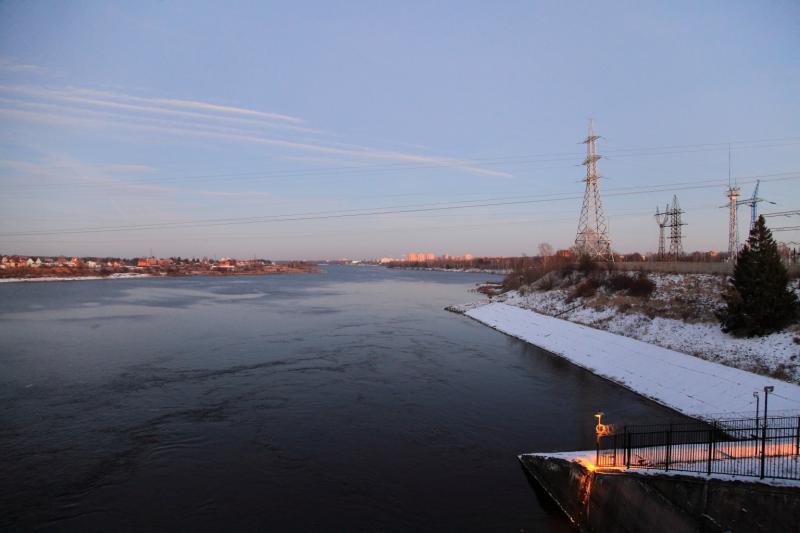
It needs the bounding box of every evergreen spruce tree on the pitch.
[718,216,799,336]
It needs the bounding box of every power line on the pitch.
[3,173,798,238]
[763,210,800,218]
[3,138,800,194]
[0,203,724,244]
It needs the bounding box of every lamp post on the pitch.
[753,391,760,430]
[594,412,605,465]
[760,386,774,479]
[763,386,773,421]
[753,391,760,457]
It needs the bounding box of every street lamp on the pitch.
[764,386,774,421]
[760,385,775,479]
[594,412,611,465]
[753,391,760,430]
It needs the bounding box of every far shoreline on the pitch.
[0,267,321,284]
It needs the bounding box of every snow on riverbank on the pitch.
[465,303,800,418]
[495,274,800,383]
[520,450,800,487]
[0,273,151,283]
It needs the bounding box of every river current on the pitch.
[1,265,683,531]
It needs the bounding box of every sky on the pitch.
[0,1,798,260]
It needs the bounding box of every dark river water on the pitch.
[1,265,684,531]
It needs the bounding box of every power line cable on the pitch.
[3,138,800,194]
[3,173,798,237]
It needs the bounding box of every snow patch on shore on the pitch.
[0,273,152,283]
[496,276,800,382]
[520,450,800,487]
[466,302,800,418]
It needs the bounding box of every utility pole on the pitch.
[574,119,613,261]
[760,385,774,479]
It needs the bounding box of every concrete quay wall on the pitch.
[519,454,800,532]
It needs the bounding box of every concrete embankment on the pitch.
[520,453,800,532]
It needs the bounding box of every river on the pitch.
[0,265,685,531]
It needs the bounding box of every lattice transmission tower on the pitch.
[724,185,741,261]
[663,195,686,260]
[574,119,613,261]
[654,205,668,260]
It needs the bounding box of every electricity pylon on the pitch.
[663,195,686,260]
[654,205,668,260]
[574,119,613,261]
[723,185,741,261]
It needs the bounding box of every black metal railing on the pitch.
[596,415,800,480]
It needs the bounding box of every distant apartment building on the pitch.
[440,254,474,261]
[407,252,435,262]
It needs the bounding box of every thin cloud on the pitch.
[0,57,46,75]
[70,86,304,124]
[0,86,323,135]
[0,84,513,178]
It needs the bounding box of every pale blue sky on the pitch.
[1,1,798,259]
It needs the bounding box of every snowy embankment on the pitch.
[497,273,800,383]
[0,273,151,283]
[465,302,800,419]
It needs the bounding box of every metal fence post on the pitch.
[665,424,672,471]
[625,428,631,469]
[760,415,768,479]
[707,421,716,475]
[613,431,618,467]
[761,386,773,479]
[795,416,799,456]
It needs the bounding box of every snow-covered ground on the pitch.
[521,450,800,487]
[493,273,800,383]
[0,273,151,283]
[390,266,511,275]
[465,302,800,418]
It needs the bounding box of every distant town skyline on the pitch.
[1,2,799,258]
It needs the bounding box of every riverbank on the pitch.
[386,265,510,275]
[457,302,800,419]
[0,266,320,283]
[493,272,800,383]
[0,272,152,283]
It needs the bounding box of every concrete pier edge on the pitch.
[519,453,800,532]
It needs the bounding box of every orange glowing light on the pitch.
[594,412,611,437]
